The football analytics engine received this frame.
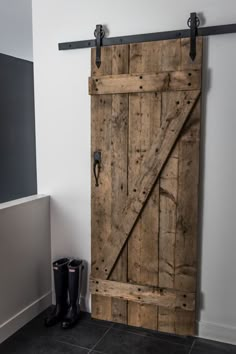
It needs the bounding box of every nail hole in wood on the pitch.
[183,294,187,298]
[143,191,146,195]
[96,88,98,91]
[96,267,99,270]
[138,288,141,291]
[140,75,143,79]
[176,101,180,105]
[139,86,143,89]
[188,72,192,76]
[133,189,137,192]
[188,83,191,86]
[102,259,104,263]
[96,281,99,284]
[96,79,98,82]
[105,268,108,272]
[183,303,186,307]
[187,101,191,104]
[138,296,141,300]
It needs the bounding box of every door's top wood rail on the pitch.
[90,277,195,311]
[89,70,201,95]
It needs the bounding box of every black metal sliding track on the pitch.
[58,23,236,51]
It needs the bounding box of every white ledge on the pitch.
[0,194,49,210]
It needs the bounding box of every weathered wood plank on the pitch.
[127,93,161,330]
[173,37,202,336]
[109,45,129,324]
[158,92,179,333]
[128,41,162,331]
[89,70,201,95]
[91,46,112,321]
[157,37,182,333]
[127,90,143,329]
[173,100,201,335]
[90,278,195,310]
[92,90,200,280]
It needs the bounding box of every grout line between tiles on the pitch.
[188,339,196,354]
[88,324,114,354]
[55,339,90,351]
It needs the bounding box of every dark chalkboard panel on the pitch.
[0,53,37,203]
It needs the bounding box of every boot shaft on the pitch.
[53,258,70,304]
[68,259,83,306]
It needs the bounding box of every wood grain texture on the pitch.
[90,278,195,310]
[127,41,162,330]
[127,93,161,330]
[92,90,200,280]
[91,46,112,320]
[89,70,201,95]
[174,38,202,335]
[157,37,183,333]
[90,37,202,334]
[109,45,129,323]
[158,92,180,333]
[158,38,202,335]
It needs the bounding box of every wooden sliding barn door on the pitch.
[90,37,202,335]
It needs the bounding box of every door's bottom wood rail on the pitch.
[90,277,195,311]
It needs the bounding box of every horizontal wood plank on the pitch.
[90,277,195,311]
[91,90,200,280]
[89,70,201,95]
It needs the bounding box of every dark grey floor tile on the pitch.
[46,322,110,349]
[38,307,113,328]
[113,322,194,346]
[94,328,190,354]
[7,309,111,350]
[191,338,236,354]
[79,311,115,328]
[0,335,89,354]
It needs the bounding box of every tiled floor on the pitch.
[1,309,236,353]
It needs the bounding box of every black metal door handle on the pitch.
[93,151,101,187]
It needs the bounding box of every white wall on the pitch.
[32,0,236,344]
[0,195,51,343]
[0,0,33,61]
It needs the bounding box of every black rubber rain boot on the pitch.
[61,259,84,329]
[44,258,69,327]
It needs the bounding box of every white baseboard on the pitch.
[0,291,52,344]
[198,320,236,345]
